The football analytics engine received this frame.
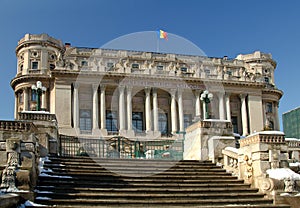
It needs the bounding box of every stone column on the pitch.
[218,92,225,120]
[119,86,125,131]
[127,86,132,131]
[14,93,18,119]
[40,49,48,74]
[274,102,280,130]
[225,93,231,121]
[73,83,79,129]
[170,89,177,133]
[195,90,201,118]
[41,90,47,111]
[23,87,29,112]
[23,49,30,75]
[100,85,107,136]
[92,84,99,132]
[178,89,184,132]
[145,87,152,132]
[240,94,248,136]
[153,88,159,132]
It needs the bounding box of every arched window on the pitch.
[79,110,92,132]
[106,111,118,133]
[159,113,168,135]
[132,112,143,133]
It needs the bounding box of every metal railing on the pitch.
[59,135,183,160]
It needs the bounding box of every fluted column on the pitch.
[41,90,47,111]
[119,86,125,131]
[218,92,225,120]
[73,83,79,129]
[127,86,132,131]
[178,89,184,132]
[100,85,107,133]
[170,89,177,133]
[153,88,159,132]
[225,93,231,121]
[145,87,152,132]
[195,90,201,117]
[92,84,99,130]
[274,102,280,130]
[14,93,18,119]
[240,94,248,136]
[23,87,29,111]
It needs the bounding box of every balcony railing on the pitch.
[18,112,57,122]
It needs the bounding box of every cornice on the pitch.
[10,75,53,89]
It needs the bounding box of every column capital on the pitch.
[119,85,125,92]
[144,87,151,94]
[73,82,80,89]
[92,84,99,91]
[217,91,225,97]
[225,92,231,97]
[177,88,183,95]
[100,85,106,92]
[194,89,201,96]
[126,86,133,92]
[170,88,177,96]
[239,93,247,100]
[152,88,158,94]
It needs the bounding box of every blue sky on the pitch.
[1,0,300,130]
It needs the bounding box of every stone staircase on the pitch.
[30,156,290,207]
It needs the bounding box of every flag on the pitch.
[158,29,168,40]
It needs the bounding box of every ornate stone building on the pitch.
[11,34,283,139]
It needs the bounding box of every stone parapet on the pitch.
[18,112,57,122]
[239,131,285,147]
[0,121,35,132]
[184,120,234,161]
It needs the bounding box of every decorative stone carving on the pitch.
[244,155,253,181]
[284,177,295,193]
[0,151,19,192]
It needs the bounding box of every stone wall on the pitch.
[184,120,235,161]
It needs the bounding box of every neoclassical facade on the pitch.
[11,34,283,139]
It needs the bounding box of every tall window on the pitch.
[18,92,23,103]
[132,112,143,133]
[81,61,88,66]
[106,111,118,133]
[32,61,38,69]
[79,110,92,132]
[31,90,37,101]
[266,102,273,113]
[232,116,238,134]
[159,113,168,135]
[184,114,192,129]
[264,77,270,83]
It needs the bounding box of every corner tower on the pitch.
[11,34,65,117]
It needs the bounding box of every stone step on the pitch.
[34,198,275,206]
[39,170,240,178]
[46,157,217,167]
[36,186,258,193]
[33,157,290,207]
[36,191,266,199]
[44,164,225,171]
[26,205,291,208]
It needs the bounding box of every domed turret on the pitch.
[16,33,65,76]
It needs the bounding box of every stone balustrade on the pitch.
[0,121,34,132]
[18,112,57,122]
[239,131,285,147]
[222,147,239,176]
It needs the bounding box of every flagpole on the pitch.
[156,31,159,53]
